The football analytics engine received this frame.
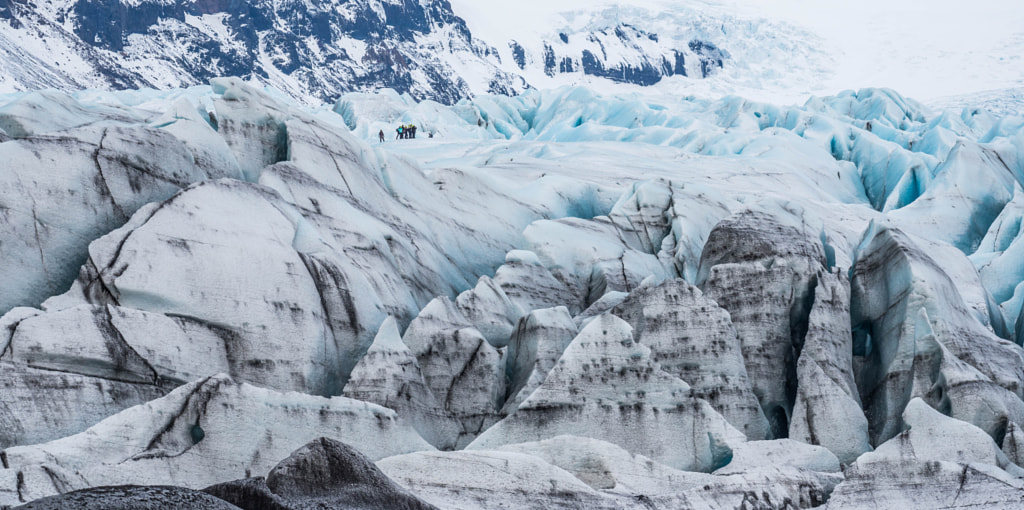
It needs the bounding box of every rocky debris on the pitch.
[0,375,432,504]
[11,485,242,510]
[611,279,770,440]
[204,437,436,510]
[468,314,744,472]
[698,209,828,439]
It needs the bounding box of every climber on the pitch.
[378,129,385,143]
[396,126,403,140]
[410,125,417,139]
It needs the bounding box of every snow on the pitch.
[450,0,1024,104]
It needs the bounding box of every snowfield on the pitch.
[1,77,1024,509]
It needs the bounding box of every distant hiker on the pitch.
[396,126,403,140]
[410,125,417,139]
[428,131,434,138]
[378,129,385,143]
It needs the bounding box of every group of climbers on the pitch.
[378,124,433,142]
[397,124,417,139]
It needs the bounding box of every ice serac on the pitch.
[454,276,520,348]
[524,216,669,311]
[342,316,457,449]
[888,140,1017,253]
[973,183,1024,341]
[0,305,182,449]
[502,306,578,414]
[1003,421,1024,467]
[851,223,1024,445]
[0,100,236,314]
[468,314,744,472]
[789,270,873,464]
[609,179,733,283]
[203,437,437,510]
[0,374,432,505]
[401,297,506,449]
[493,250,580,317]
[209,78,290,182]
[826,398,1024,509]
[53,179,341,396]
[697,209,828,439]
[609,279,770,440]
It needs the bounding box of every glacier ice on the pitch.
[1,79,1024,507]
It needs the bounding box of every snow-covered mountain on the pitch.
[0,0,826,104]
[3,77,1024,508]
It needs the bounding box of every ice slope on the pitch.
[2,80,1024,507]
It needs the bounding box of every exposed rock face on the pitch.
[610,279,770,440]
[204,437,436,510]
[698,209,828,439]
[12,485,242,510]
[0,375,432,502]
[851,223,1024,445]
[468,314,744,472]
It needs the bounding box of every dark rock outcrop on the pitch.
[13,485,241,510]
[204,437,437,510]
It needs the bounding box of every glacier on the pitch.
[1,78,1024,509]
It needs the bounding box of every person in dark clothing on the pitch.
[378,129,385,143]
[396,126,403,140]
[410,125,416,139]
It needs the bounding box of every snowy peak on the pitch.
[0,0,764,103]
[510,23,726,86]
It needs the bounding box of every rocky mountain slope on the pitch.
[0,0,768,104]
[2,79,1024,508]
